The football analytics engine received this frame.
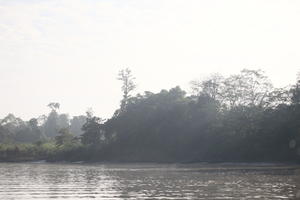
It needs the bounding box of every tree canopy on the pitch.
[1,68,300,163]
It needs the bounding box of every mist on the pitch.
[1,1,300,199]
[1,0,300,120]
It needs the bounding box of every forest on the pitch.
[1,68,300,163]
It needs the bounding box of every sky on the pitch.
[0,0,300,120]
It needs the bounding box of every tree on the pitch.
[2,68,300,163]
[117,68,136,112]
[81,112,105,146]
[44,103,60,138]
[55,128,75,147]
[70,115,86,136]
[28,118,45,140]
[15,118,44,143]
[291,79,300,104]
[190,69,274,109]
[266,87,291,108]
[190,73,224,103]
[0,125,13,143]
[47,102,60,112]
[221,69,273,108]
[0,113,25,132]
[44,103,70,138]
[57,114,70,129]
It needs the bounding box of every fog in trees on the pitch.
[1,68,300,163]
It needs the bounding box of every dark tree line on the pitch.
[1,68,300,163]
[0,103,86,144]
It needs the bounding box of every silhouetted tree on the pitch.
[117,68,136,112]
[70,115,86,136]
[55,128,74,147]
[44,103,60,138]
[2,68,300,163]
[47,102,60,112]
[81,112,105,146]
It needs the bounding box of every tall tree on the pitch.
[44,103,60,138]
[47,103,60,112]
[117,68,136,112]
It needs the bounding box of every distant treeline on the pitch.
[1,68,300,163]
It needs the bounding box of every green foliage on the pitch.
[81,115,105,146]
[55,128,76,146]
[1,69,300,163]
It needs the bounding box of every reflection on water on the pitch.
[0,163,299,199]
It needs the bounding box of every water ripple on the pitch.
[0,163,298,199]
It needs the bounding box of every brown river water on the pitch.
[0,162,299,199]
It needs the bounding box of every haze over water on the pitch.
[0,163,298,199]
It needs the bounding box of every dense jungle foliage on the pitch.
[1,68,300,163]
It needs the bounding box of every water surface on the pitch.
[0,163,299,199]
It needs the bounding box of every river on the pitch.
[0,162,299,199]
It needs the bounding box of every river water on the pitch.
[0,162,299,199]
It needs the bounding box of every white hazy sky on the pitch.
[0,0,300,120]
